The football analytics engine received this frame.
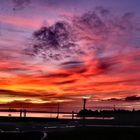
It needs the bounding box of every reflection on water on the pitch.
[0,112,114,120]
[0,112,74,119]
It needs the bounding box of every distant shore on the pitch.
[0,116,140,126]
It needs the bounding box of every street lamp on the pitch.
[83,98,87,110]
[83,96,91,110]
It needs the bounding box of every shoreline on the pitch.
[0,116,140,126]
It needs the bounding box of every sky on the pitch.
[0,0,140,112]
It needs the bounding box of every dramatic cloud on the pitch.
[24,7,138,66]
[24,21,81,61]
[0,1,140,111]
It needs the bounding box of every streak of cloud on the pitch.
[12,0,31,11]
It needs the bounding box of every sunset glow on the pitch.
[0,0,140,111]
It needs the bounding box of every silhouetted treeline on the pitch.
[77,109,140,121]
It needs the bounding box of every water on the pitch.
[0,112,73,119]
[0,112,114,120]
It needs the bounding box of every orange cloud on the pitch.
[0,7,139,111]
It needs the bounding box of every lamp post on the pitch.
[83,98,87,110]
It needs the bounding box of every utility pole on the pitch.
[72,111,74,120]
[56,102,60,119]
[24,109,27,118]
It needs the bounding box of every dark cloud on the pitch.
[0,100,56,110]
[0,99,78,111]
[125,96,140,102]
[108,98,123,101]
[24,21,81,61]
[0,89,55,98]
[44,73,71,78]
[94,79,140,86]
[95,6,110,17]
[60,61,84,68]
[12,0,31,11]
[0,89,39,98]
[0,100,33,109]
[74,67,87,74]
[24,7,137,63]
[97,58,115,72]
[101,95,140,102]
[53,80,76,85]
[101,98,124,102]
[73,8,136,45]
[74,10,108,37]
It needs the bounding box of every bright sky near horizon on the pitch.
[0,0,140,111]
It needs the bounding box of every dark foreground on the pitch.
[0,126,140,140]
[0,117,140,140]
[48,126,140,140]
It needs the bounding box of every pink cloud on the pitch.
[0,15,47,29]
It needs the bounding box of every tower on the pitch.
[83,98,87,110]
